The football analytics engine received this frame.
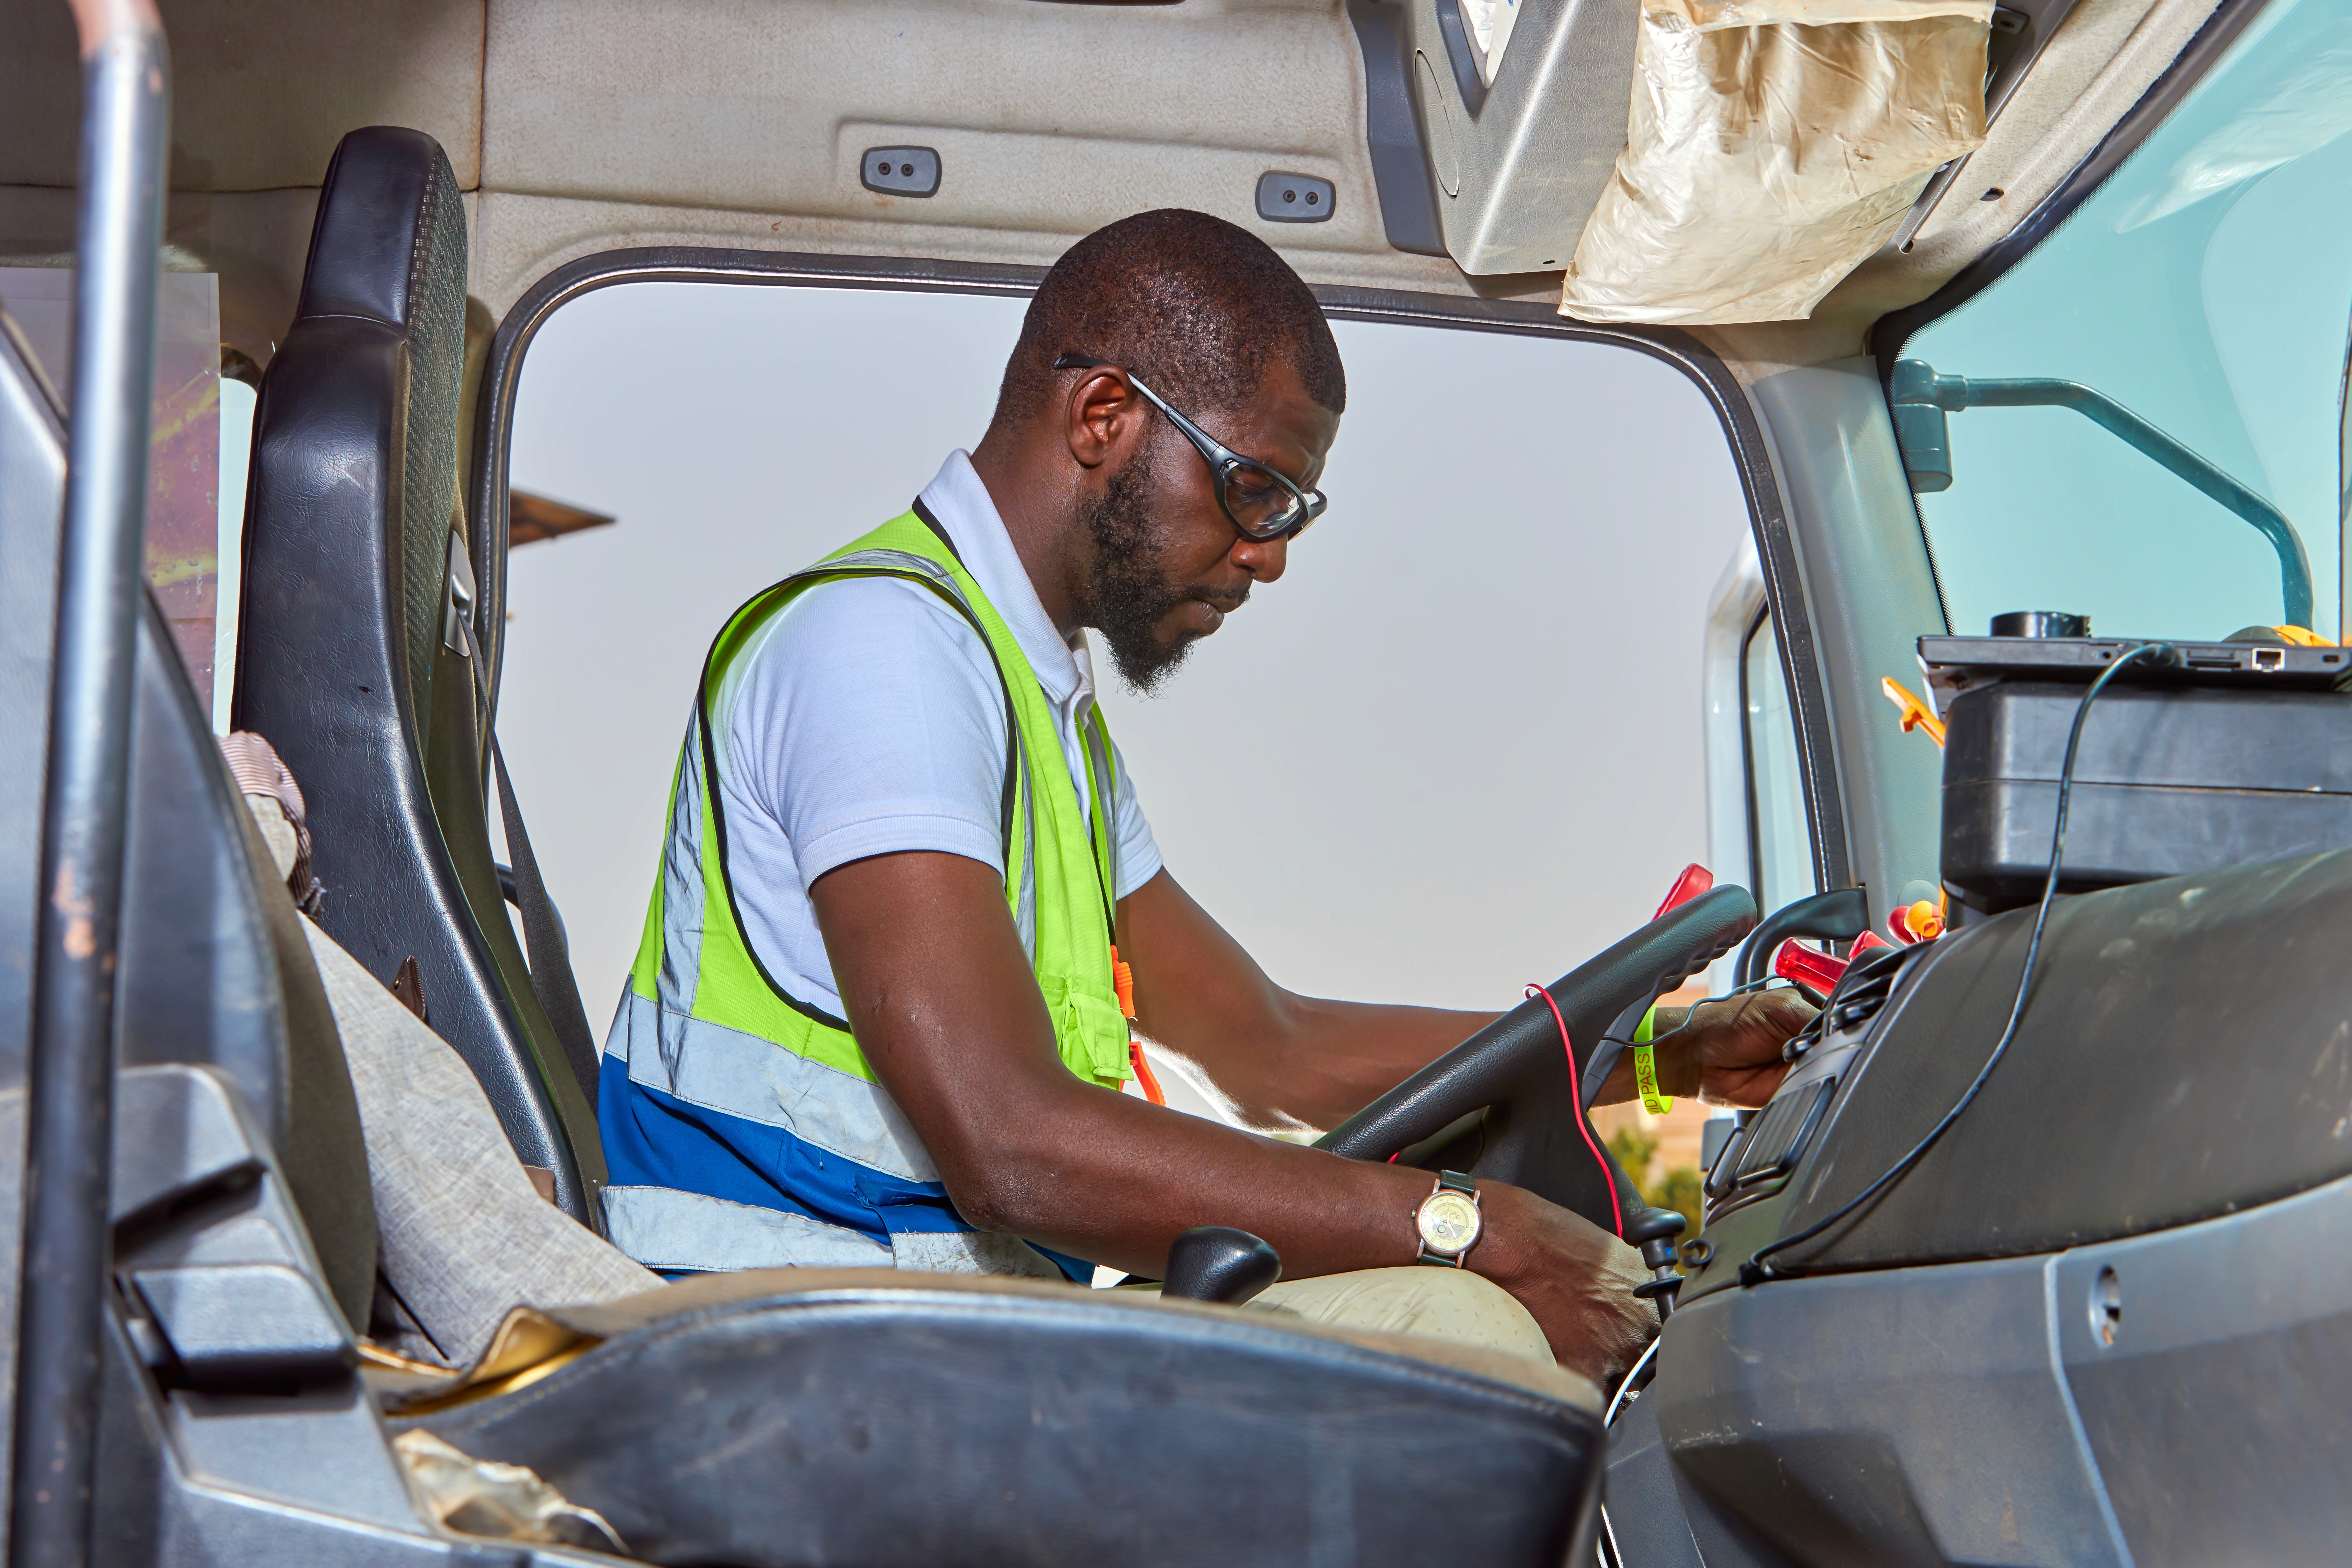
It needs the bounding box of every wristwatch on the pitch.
[1413,1171,1483,1266]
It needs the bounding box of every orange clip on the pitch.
[1882,677,1946,748]
[1889,889,1948,944]
[1110,945,1164,1105]
[1111,947,1136,1020]
[1129,1039,1166,1106]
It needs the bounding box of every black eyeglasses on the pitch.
[1054,353,1328,541]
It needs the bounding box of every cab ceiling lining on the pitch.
[0,0,2226,390]
[461,191,1544,326]
[462,244,1853,898]
[0,0,1565,354]
[0,0,488,189]
[478,3,1374,232]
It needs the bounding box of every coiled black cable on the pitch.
[1740,641,2177,1285]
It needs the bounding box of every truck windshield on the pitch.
[1895,0,2352,642]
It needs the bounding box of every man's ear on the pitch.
[1065,368,1142,473]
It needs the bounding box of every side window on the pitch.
[501,281,1754,1013]
[1742,611,1814,916]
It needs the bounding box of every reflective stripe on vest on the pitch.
[597,510,1129,1276]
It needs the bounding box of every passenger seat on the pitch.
[233,126,604,1225]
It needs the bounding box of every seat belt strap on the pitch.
[490,740,603,1103]
[445,538,603,1106]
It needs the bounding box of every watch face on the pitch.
[1417,1190,1481,1255]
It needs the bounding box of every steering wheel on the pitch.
[1312,886,1758,1237]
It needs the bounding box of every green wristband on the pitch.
[1631,1004,1673,1115]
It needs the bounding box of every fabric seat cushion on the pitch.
[240,784,655,1365]
[304,916,658,1364]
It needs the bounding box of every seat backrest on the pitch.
[233,127,604,1225]
[0,303,378,1327]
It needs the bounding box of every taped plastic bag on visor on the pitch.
[1559,0,1992,326]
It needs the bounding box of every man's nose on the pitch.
[1230,531,1287,584]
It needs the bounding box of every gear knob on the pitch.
[1624,1208,1690,1318]
[1623,1207,1688,1250]
[1161,1227,1282,1306]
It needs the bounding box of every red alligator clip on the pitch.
[1773,930,1892,994]
[1653,863,1714,920]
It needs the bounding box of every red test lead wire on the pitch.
[1526,983,1627,1241]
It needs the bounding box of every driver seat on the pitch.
[232,750,1611,1566]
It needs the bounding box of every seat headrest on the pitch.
[274,125,469,728]
[297,126,467,334]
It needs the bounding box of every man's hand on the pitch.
[1671,989,1818,1106]
[1470,1183,1656,1385]
[1600,988,1816,1110]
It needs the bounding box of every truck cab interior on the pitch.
[4,0,2349,1563]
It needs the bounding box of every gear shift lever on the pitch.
[1161,1227,1282,1306]
[1624,1207,1688,1319]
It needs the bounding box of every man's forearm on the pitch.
[1159,993,1499,1134]
[1117,871,1499,1132]
[942,1066,1654,1380]
[817,856,1464,1275]
[819,850,1668,1378]
[941,1067,1466,1280]
[1591,994,1809,1108]
[1589,1004,1690,1106]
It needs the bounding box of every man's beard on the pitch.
[1076,455,1203,695]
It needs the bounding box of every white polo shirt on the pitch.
[709,450,1163,1017]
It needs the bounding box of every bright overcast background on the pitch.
[499,282,1749,1031]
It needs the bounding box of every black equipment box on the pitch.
[1933,645,2352,911]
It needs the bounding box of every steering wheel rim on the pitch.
[1312,885,1758,1234]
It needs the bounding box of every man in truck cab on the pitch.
[598,208,1811,1380]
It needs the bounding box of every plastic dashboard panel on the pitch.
[1685,845,2352,1300]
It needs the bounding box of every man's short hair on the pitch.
[993,209,1346,430]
